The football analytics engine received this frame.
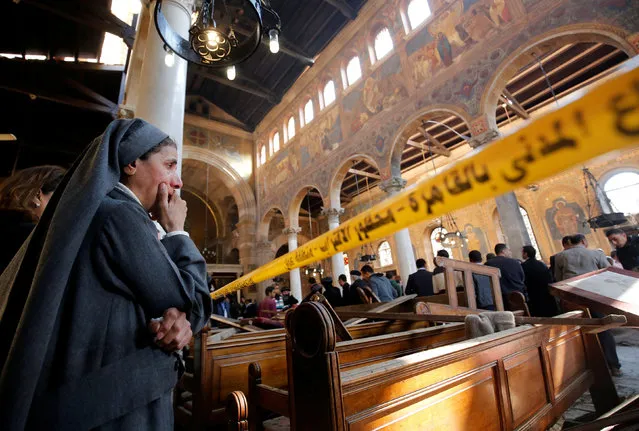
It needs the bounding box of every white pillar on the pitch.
[322,207,346,286]
[283,227,303,301]
[380,177,417,283]
[256,241,274,301]
[135,0,193,173]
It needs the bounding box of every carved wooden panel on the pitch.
[545,328,587,396]
[503,347,549,428]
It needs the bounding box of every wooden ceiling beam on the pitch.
[18,0,136,48]
[347,168,381,180]
[321,0,357,20]
[0,85,117,117]
[195,68,280,104]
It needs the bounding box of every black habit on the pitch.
[0,119,212,430]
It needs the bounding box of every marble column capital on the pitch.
[283,226,302,236]
[468,129,500,148]
[379,176,407,194]
[321,207,344,225]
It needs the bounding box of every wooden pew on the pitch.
[435,256,503,310]
[284,302,617,431]
[246,322,468,429]
[197,317,433,426]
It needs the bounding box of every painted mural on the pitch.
[342,53,409,135]
[407,0,514,88]
[298,106,343,169]
[544,198,590,240]
[463,223,489,255]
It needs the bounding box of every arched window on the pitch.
[345,56,362,87]
[520,206,542,259]
[304,99,314,125]
[603,171,639,215]
[373,28,393,62]
[268,136,273,156]
[378,241,393,267]
[430,227,453,258]
[259,145,266,165]
[287,116,296,141]
[272,131,280,153]
[407,0,431,31]
[322,80,336,109]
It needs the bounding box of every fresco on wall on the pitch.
[268,146,300,187]
[342,54,408,135]
[544,198,590,240]
[299,107,343,169]
[408,0,513,87]
[463,223,489,255]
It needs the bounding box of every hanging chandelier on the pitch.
[154,0,281,73]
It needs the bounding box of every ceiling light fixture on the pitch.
[154,0,281,71]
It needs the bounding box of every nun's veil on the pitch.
[0,118,168,423]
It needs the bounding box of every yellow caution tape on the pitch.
[211,57,639,300]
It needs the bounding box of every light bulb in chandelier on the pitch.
[269,28,280,54]
[227,65,236,80]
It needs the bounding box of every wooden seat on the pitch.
[282,302,617,430]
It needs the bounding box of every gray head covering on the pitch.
[0,119,168,428]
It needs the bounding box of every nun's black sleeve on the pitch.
[97,200,212,331]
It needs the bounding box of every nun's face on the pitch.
[128,145,183,211]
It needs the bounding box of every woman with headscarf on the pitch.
[0,165,65,273]
[0,119,212,430]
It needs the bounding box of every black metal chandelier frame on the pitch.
[154,0,281,68]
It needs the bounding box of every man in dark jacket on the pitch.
[321,277,342,307]
[405,258,434,296]
[347,270,368,305]
[606,228,639,271]
[338,274,351,303]
[485,243,527,300]
[521,246,558,317]
[468,250,495,310]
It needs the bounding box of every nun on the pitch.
[0,119,212,430]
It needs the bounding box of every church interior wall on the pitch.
[237,0,639,286]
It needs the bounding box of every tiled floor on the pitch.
[562,328,639,427]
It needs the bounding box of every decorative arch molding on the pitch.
[257,206,286,242]
[181,185,224,237]
[387,104,474,176]
[288,184,325,228]
[182,145,257,225]
[480,23,635,130]
[328,153,381,207]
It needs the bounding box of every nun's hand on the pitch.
[149,308,192,352]
[156,183,187,232]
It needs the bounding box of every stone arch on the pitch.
[257,206,286,242]
[480,23,636,130]
[183,146,257,227]
[288,185,325,229]
[387,104,473,176]
[328,154,381,207]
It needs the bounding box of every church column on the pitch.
[283,227,303,301]
[134,0,193,173]
[322,207,346,287]
[379,177,417,283]
[235,218,257,297]
[255,241,275,301]
[469,126,531,256]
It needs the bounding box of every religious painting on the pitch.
[270,147,300,187]
[544,198,590,240]
[464,223,489,255]
[298,107,342,165]
[342,54,408,135]
[407,0,514,89]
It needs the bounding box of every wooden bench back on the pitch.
[435,257,503,310]
[199,318,432,424]
[287,302,608,431]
